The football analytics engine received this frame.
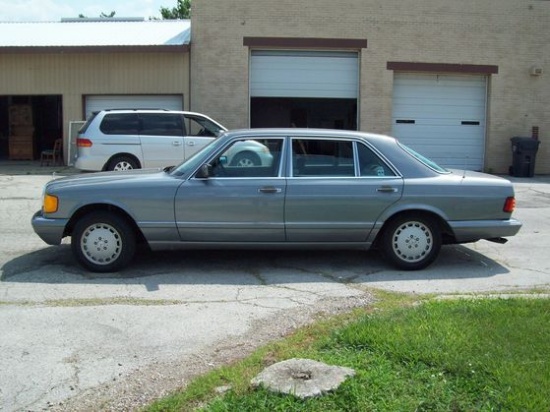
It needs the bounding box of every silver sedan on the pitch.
[32,128,522,272]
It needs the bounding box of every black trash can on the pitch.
[510,137,541,177]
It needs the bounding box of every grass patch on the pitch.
[145,293,550,411]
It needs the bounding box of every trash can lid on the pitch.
[510,137,541,149]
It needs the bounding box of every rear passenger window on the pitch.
[140,113,184,136]
[100,113,139,135]
[357,143,396,177]
[292,139,355,177]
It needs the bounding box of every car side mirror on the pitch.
[195,164,211,179]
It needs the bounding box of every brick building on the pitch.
[190,0,549,173]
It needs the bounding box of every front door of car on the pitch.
[285,138,403,242]
[139,113,185,168]
[175,138,285,242]
[182,114,226,159]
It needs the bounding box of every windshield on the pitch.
[398,142,450,174]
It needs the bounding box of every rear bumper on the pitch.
[449,218,522,243]
[31,210,69,245]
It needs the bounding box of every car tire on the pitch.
[108,156,139,171]
[382,215,441,270]
[71,212,136,272]
[230,151,260,167]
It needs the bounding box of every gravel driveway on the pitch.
[0,170,548,411]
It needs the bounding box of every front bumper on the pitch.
[31,210,69,245]
[449,218,522,243]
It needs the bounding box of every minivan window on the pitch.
[140,113,184,136]
[185,115,225,137]
[100,113,139,135]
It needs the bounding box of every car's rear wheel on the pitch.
[108,156,139,171]
[382,215,441,270]
[71,212,136,272]
[231,151,260,167]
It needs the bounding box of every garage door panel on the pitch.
[251,51,358,99]
[392,73,487,171]
[394,106,485,120]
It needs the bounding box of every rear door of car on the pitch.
[139,113,186,168]
[175,137,286,242]
[285,137,403,242]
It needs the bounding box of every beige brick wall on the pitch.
[191,0,550,174]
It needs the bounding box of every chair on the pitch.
[40,139,63,166]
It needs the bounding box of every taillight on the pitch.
[77,138,93,148]
[503,197,516,213]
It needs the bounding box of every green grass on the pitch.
[145,294,550,412]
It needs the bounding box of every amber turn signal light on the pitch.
[43,194,59,213]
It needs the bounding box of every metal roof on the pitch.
[0,20,191,49]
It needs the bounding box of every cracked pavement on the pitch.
[0,173,549,411]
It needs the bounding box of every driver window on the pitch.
[209,138,283,178]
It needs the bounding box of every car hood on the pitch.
[46,168,169,190]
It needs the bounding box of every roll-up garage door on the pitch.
[391,73,487,171]
[84,95,183,119]
[250,50,358,98]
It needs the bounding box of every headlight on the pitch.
[43,194,59,213]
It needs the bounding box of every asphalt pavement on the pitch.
[0,163,548,411]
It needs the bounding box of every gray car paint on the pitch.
[32,129,522,262]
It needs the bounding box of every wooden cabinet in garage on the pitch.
[8,104,34,160]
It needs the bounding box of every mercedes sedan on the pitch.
[32,129,522,272]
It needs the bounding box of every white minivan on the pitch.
[75,109,227,171]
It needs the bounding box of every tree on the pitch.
[160,0,191,19]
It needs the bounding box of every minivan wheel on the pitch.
[108,156,139,171]
[382,215,441,270]
[231,152,260,167]
[71,212,136,272]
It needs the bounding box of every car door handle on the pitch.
[376,186,399,193]
[187,140,195,146]
[259,186,282,194]
[172,141,182,146]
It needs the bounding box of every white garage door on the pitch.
[85,95,183,118]
[250,50,358,98]
[391,73,487,171]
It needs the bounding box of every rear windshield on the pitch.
[398,142,450,174]
[78,112,99,134]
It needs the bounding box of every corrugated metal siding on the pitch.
[0,53,188,95]
[0,52,190,159]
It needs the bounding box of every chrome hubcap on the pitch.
[114,161,133,171]
[392,221,433,263]
[80,223,122,265]
[236,158,255,167]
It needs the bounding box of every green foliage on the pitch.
[143,296,550,411]
[160,0,191,19]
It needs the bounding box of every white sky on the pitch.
[0,0,178,22]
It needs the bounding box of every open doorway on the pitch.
[250,97,357,130]
[0,95,63,160]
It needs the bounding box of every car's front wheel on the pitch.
[71,212,136,272]
[108,156,139,171]
[382,215,441,270]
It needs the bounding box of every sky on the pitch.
[0,0,179,22]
